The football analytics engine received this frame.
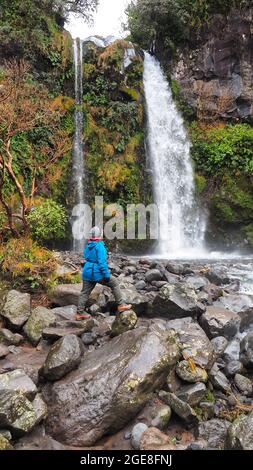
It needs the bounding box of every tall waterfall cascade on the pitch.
[143,52,206,257]
[72,38,86,252]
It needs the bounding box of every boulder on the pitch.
[145,269,163,283]
[224,360,243,377]
[185,275,209,290]
[240,332,253,368]
[200,306,240,340]
[42,318,94,340]
[140,427,176,451]
[150,405,172,430]
[167,368,182,393]
[41,334,84,381]
[81,331,97,346]
[166,262,184,275]
[152,283,205,319]
[51,305,77,321]
[42,324,179,446]
[110,310,138,337]
[223,338,240,362]
[166,317,214,369]
[0,344,9,358]
[239,308,253,333]
[225,412,253,450]
[214,294,253,314]
[107,281,148,314]
[176,383,206,406]
[0,328,24,346]
[0,369,37,400]
[209,363,231,393]
[234,374,253,396]
[131,423,148,450]
[159,391,198,426]
[176,360,208,383]
[48,283,82,307]
[0,390,47,436]
[202,283,224,302]
[23,307,56,345]
[204,268,230,286]
[135,280,146,291]
[198,419,230,449]
[15,428,65,450]
[210,336,228,360]
[1,290,31,330]
[0,435,13,450]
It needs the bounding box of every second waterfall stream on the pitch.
[144,52,206,257]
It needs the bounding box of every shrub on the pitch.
[28,199,67,244]
[0,237,56,290]
[190,123,253,176]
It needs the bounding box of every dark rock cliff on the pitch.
[170,6,253,123]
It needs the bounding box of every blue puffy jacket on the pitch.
[82,240,110,282]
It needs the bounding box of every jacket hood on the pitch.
[86,239,103,249]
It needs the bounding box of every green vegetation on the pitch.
[28,199,67,245]
[0,237,57,290]
[190,123,253,176]
[127,0,249,52]
[83,40,147,208]
[190,122,253,246]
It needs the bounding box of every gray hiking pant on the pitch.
[77,275,124,313]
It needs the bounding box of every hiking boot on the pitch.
[117,304,132,313]
[76,312,91,320]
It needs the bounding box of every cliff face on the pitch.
[171,7,253,123]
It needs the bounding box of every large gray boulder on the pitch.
[200,306,240,339]
[1,290,31,330]
[225,412,253,450]
[23,307,56,345]
[42,324,179,446]
[166,317,214,369]
[240,332,253,368]
[41,334,84,381]
[151,283,205,319]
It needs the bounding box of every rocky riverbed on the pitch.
[0,253,253,450]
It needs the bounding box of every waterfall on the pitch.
[72,38,86,252]
[143,52,206,257]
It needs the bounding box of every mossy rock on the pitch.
[23,307,56,345]
[110,310,138,337]
[0,435,13,450]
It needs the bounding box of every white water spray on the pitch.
[143,52,206,257]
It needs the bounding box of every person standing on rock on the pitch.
[76,226,132,320]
